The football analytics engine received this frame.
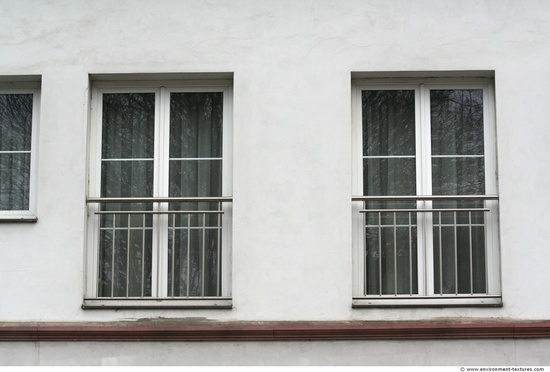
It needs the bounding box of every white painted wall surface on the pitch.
[0,0,549,326]
[1,339,550,366]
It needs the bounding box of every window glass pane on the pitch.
[0,153,30,210]
[431,89,485,196]
[100,93,155,209]
[101,93,155,159]
[362,90,417,296]
[99,93,155,298]
[0,94,33,151]
[432,157,485,196]
[101,161,154,199]
[362,90,415,156]
[431,89,484,156]
[430,90,487,295]
[169,159,222,198]
[170,92,223,159]
[0,94,33,211]
[363,158,416,196]
[169,92,223,298]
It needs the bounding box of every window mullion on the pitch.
[153,87,170,297]
[160,86,172,297]
[418,83,435,296]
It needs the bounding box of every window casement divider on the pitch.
[416,83,429,296]
[154,85,170,298]
[420,82,435,297]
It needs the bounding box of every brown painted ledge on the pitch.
[1,320,550,341]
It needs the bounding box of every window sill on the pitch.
[82,297,232,309]
[352,295,502,308]
[0,211,37,222]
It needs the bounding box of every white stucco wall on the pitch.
[0,0,549,326]
[2,339,550,366]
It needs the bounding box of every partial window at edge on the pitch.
[0,85,39,221]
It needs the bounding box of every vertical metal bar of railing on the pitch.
[216,201,221,296]
[408,211,412,295]
[186,213,191,297]
[97,213,102,297]
[393,212,397,295]
[126,214,130,297]
[363,201,367,296]
[141,213,145,297]
[469,211,473,295]
[377,211,382,295]
[111,213,116,297]
[454,211,458,295]
[484,206,489,295]
[171,212,176,297]
[438,211,442,295]
[201,212,206,296]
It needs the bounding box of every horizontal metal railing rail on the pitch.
[94,210,224,215]
[87,197,232,300]
[87,196,233,203]
[360,208,489,213]
[352,195,499,201]
[353,195,499,298]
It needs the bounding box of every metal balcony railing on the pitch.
[86,197,232,299]
[352,195,499,297]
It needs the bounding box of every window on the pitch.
[85,79,232,308]
[0,82,40,221]
[352,76,500,306]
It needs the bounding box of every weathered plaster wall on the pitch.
[0,0,549,325]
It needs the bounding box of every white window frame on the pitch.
[0,82,40,222]
[352,77,501,307]
[84,79,233,309]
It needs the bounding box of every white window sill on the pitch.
[352,295,502,308]
[0,211,37,222]
[82,297,232,309]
